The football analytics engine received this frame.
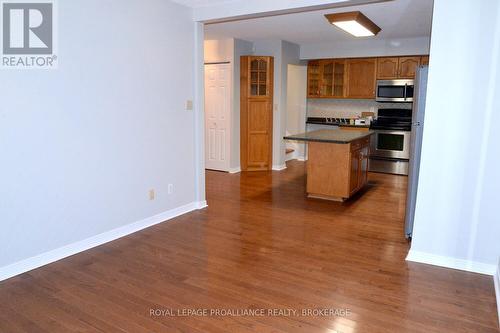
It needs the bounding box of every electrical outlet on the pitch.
[186,100,193,111]
[149,189,155,201]
[168,184,173,195]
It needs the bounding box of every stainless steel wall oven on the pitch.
[369,108,412,175]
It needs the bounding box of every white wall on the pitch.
[300,36,430,59]
[409,0,500,274]
[0,0,198,272]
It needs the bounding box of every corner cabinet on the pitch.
[420,56,429,66]
[240,56,274,171]
[346,58,377,99]
[307,60,321,97]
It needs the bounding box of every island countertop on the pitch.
[284,129,374,144]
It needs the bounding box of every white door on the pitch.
[204,63,231,171]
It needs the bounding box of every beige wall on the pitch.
[204,39,234,63]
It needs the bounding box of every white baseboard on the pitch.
[297,156,307,161]
[195,200,208,209]
[495,260,500,329]
[0,201,207,282]
[272,164,287,171]
[406,250,496,275]
[228,167,241,174]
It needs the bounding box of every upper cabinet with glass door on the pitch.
[250,57,271,97]
[332,60,346,97]
[319,59,346,98]
[307,55,428,99]
[321,60,334,96]
[307,60,321,98]
[308,59,347,98]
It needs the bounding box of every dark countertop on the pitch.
[306,118,370,128]
[284,129,374,144]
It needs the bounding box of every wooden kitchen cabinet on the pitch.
[349,150,360,194]
[307,60,321,97]
[346,58,377,99]
[377,56,421,79]
[377,57,399,79]
[320,60,334,97]
[307,55,428,98]
[319,59,346,98]
[332,60,346,97]
[240,56,274,171]
[398,56,421,78]
[350,144,369,196]
[308,59,346,98]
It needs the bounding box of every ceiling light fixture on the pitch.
[325,11,381,37]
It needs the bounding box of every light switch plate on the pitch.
[186,100,193,111]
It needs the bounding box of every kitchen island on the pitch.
[284,129,374,201]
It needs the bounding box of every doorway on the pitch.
[285,64,307,161]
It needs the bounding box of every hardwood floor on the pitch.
[0,160,498,333]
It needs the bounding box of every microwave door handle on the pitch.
[404,83,408,101]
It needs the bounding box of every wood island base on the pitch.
[306,138,370,201]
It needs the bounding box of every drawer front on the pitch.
[351,141,362,151]
[350,137,370,151]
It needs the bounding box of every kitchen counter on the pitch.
[306,117,371,129]
[339,124,371,129]
[306,121,370,129]
[284,129,373,202]
[284,129,374,144]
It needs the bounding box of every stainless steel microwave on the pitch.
[376,79,414,102]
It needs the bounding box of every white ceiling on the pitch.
[170,0,239,8]
[204,0,433,45]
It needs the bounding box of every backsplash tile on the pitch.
[307,99,412,118]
